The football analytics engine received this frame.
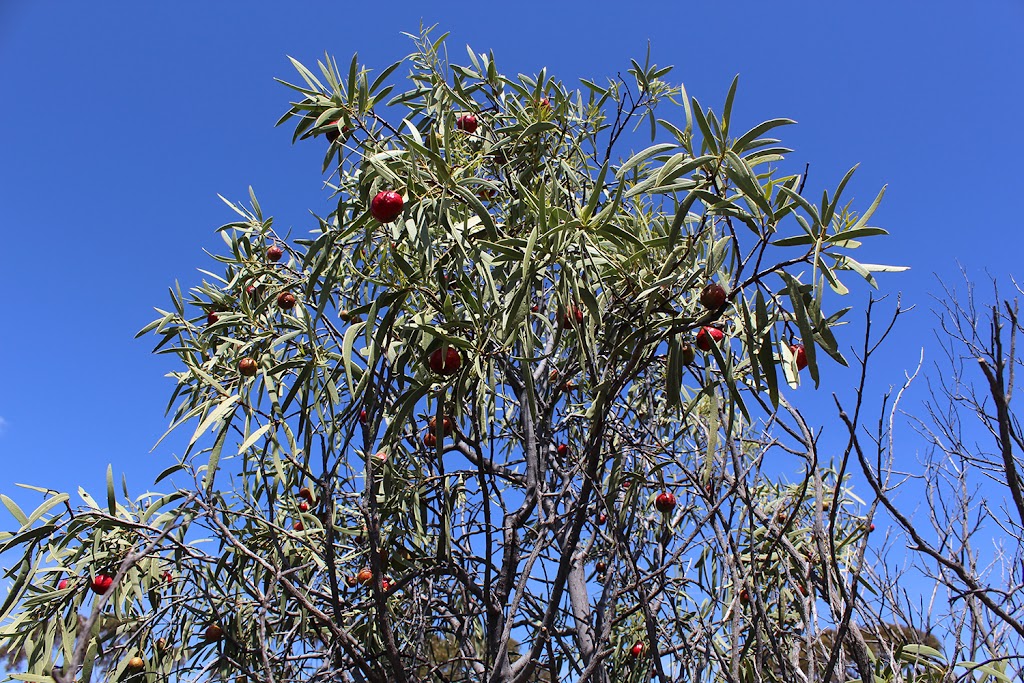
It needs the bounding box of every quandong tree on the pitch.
[0,26,922,683]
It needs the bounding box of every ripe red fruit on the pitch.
[206,311,219,325]
[699,283,727,310]
[595,561,607,573]
[90,574,114,595]
[791,344,808,371]
[293,521,304,531]
[325,120,341,143]
[277,291,296,310]
[298,487,314,503]
[539,97,551,110]
[370,190,404,223]
[598,513,607,525]
[740,589,750,604]
[428,415,454,436]
[869,523,876,533]
[423,432,437,448]
[560,305,584,328]
[629,641,645,658]
[456,114,478,133]
[695,326,724,352]
[161,570,173,584]
[238,358,258,377]
[204,624,223,642]
[58,579,69,590]
[556,443,568,457]
[654,492,676,513]
[266,245,284,262]
[345,575,358,588]
[299,501,309,513]
[357,568,373,585]
[428,346,463,376]
[359,409,368,425]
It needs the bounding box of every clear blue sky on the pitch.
[1,1,1022,504]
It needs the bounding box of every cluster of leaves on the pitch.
[0,26,920,683]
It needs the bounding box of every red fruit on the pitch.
[161,570,173,584]
[680,343,695,365]
[298,487,314,503]
[370,191,404,223]
[595,561,607,573]
[204,624,223,642]
[357,568,373,585]
[238,357,258,377]
[277,291,296,310]
[299,501,309,513]
[206,311,219,325]
[428,346,463,376]
[530,304,539,313]
[293,521,304,531]
[654,492,676,513]
[560,305,584,328]
[556,443,568,457]
[699,283,727,310]
[359,409,368,425]
[869,523,875,533]
[598,513,607,525]
[456,114,478,134]
[740,589,750,604]
[345,575,358,588]
[791,344,808,371]
[539,97,551,110]
[695,326,724,352]
[423,432,437,448]
[58,579,69,590]
[325,120,341,143]
[428,415,453,436]
[629,641,644,658]
[90,574,114,595]
[266,245,284,262]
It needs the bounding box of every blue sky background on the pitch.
[0,1,1022,515]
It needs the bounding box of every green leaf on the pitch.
[23,494,68,527]
[691,100,718,154]
[106,464,116,516]
[0,495,28,527]
[188,394,240,449]
[237,422,274,456]
[205,420,230,496]
[732,118,796,153]
[580,161,610,223]
[850,184,887,232]
[617,143,677,179]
